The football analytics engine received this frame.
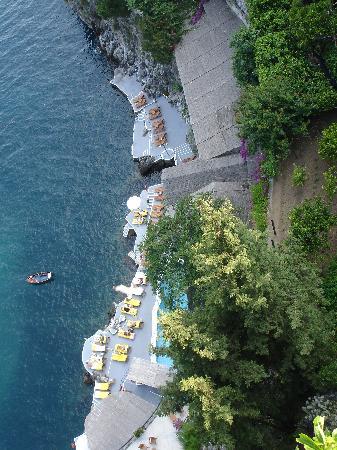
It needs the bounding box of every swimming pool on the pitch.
[156,293,188,367]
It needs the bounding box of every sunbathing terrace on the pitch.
[74,184,170,450]
[111,69,194,165]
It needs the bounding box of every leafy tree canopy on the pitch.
[142,196,336,449]
[231,0,337,176]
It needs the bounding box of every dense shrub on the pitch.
[178,421,202,450]
[230,28,258,87]
[250,181,268,231]
[323,166,337,200]
[96,0,130,18]
[231,0,337,176]
[127,0,197,63]
[289,198,336,254]
[319,123,337,162]
[292,164,307,187]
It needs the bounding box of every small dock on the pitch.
[111,70,194,165]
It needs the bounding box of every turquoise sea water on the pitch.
[0,1,158,449]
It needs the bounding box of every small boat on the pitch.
[26,272,53,285]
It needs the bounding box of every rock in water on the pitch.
[83,371,94,385]
[138,156,156,176]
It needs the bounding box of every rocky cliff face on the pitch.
[65,0,185,107]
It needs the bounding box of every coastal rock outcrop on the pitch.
[66,0,185,108]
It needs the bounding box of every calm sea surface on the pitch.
[0,1,158,449]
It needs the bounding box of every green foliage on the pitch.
[133,427,144,438]
[230,27,258,87]
[178,420,203,450]
[127,0,196,63]
[289,198,336,254]
[250,181,268,231]
[319,123,337,162]
[292,164,308,187]
[96,0,130,18]
[323,256,337,309]
[323,166,337,200]
[296,416,337,450]
[143,196,336,449]
[231,0,337,176]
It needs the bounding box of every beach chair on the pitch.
[114,343,130,354]
[124,297,141,307]
[118,329,135,340]
[91,360,104,371]
[94,334,107,345]
[112,353,128,362]
[132,217,144,225]
[121,306,138,316]
[152,204,164,211]
[150,210,163,218]
[94,381,111,391]
[94,390,110,399]
[91,343,106,352]
[127,319,143,329]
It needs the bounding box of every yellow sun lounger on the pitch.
[127,320,143,329]
[112,353,128,362]
[91,343,106,352]
[94,381,111,391]
[115,343,130,354]
[94,390,110,399]
[120,306,138,316]
[124,298,141,307]
[91,360,103,371]
[118,329,135,340]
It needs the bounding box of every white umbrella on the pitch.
[114,284,144,298]
[127,196,141,210]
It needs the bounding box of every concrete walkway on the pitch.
[175,0,243,160]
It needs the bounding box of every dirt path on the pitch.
[268,110,337,249]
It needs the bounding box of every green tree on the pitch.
[96,0,130,18]
[289,198,336,254]
[143,196,335,449]
[296,416,337,450]
[127,0,197,63]
[231,0,337,176]
[319,123,337,162]
[292,163,308,187]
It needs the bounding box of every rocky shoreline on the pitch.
[66,0,186,110]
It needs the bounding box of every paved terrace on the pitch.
[175,0,242,159]
[111,70,193,164]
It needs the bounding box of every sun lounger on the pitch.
[94,390,110,399]
[124,297,141,307]
[118,329,135,340]
[94,381,111,391]
[115,343,130,354]
[120,305,138,316]
[149,107,161,120]
[91,360,104,371]
[127,319,143,328]
[112,353,128,362]
[150,210,163,218]
[132,217,144,225]
[152,204,164,211]
[94,334,107,344]
[154,131,167,146]
[91,343,106,352]
[152,118,164,128]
